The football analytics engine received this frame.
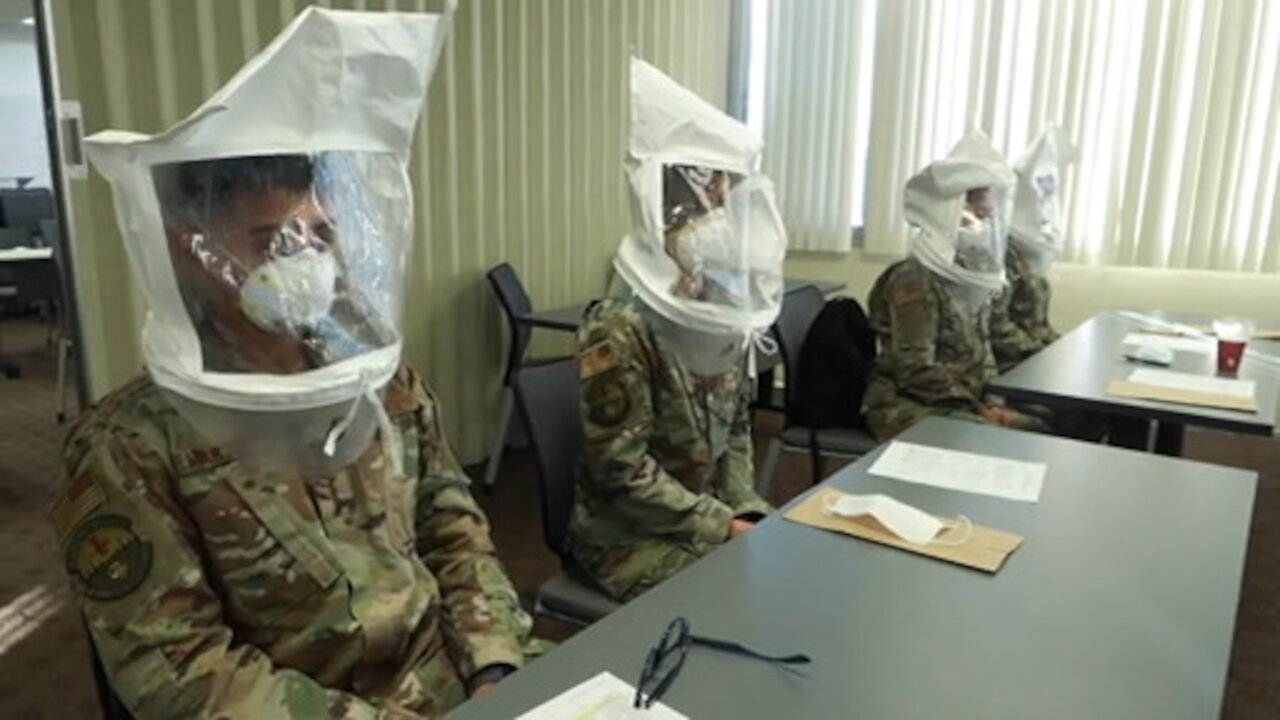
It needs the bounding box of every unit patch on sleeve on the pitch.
[65,514,154,602]
[585,376,633,428]
[578,341,620,380]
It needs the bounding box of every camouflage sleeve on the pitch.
[410,380,527,682]
[577,308,736,546]
[715,379,772,516]
[54,437,405,720]
[989,285,1042,369]
[1018,275,1060,346]
[884,270,986,411]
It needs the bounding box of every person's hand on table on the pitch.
[729,518,755,539]
[981,405,1016,426]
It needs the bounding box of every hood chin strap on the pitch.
[322,371,403,476]
[745,327,779,380]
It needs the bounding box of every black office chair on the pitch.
[483,262,570,490]
[514,359,622,624]
[756,286,879,492]
[0,226,33,250]
[0,226,37,380]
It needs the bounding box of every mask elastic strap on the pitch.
[745,328,778,380]
[322,374,403,475]
[930,515,973,546]
[368,384,403,476]
[323,390,363,459]
[821,494,841,515]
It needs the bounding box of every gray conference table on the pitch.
[453,417,1256,720]
[989,310,1280,456]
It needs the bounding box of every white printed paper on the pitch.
[868,441,1046,503]
[1128,367,1256,399]
[516,672,689,720]
[1121,332,1213,354]
[0,247,53,262]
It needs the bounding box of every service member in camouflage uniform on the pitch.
[864,130,1049,440]
[53,10,535,718]
[990,126,1078,371]
[56,367,532,719]
[990,243,1059,371]
[567,59,788,601]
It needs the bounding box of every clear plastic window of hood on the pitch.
[660,163,784,317]
[150,151,406,375]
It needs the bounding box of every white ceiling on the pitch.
[0,0,34,25]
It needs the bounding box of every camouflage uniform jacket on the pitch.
[568,300,771,578]
[991,243,1059,371]
[52,366,529,719]
[862,258,1000,440]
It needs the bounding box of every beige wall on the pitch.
[785,250,1280,332]
[51,0,734,462]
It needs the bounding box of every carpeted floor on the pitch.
[0,316,1275,718]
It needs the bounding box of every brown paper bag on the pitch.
[784,489,1023,574]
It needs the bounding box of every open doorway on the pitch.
[0,4,99,715]
[0,0,82,423]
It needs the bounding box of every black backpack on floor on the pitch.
[794,298,877,429]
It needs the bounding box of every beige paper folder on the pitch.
[1106,379,1258,412]
[784,489,1024,574]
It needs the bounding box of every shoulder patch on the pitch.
[51,472,107,542]
[65,514,153,602]
[584,375,633,427]
[579,341,620,380]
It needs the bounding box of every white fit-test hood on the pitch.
[1008,125,1079,261]
[904,129,1016,292]
[615,58,787,337]
[83,6,449,414]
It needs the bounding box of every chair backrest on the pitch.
[487,262,535,382]
[13,253,62,305]
[514,358,582,560]
[0,188,54,233]
[793,297,877,429]
[38,218,60,248]
[772,285,827,413]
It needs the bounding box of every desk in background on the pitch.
[989,311,1279,455]
[452,417,1255,720]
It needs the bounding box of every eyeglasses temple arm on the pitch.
[688,634,811,665]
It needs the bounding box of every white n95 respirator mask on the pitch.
[823,491,971,546]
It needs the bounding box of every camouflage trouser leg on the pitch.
[570,538,708,602]
[864,395,985,441]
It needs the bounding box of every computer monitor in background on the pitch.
[0,188,55,234]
